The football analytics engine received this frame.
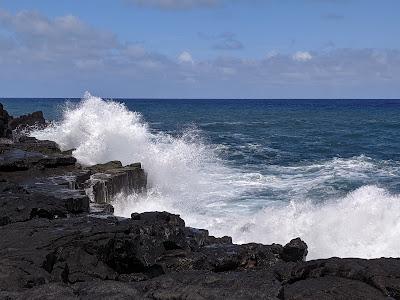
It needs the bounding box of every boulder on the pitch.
[282,237,308,262]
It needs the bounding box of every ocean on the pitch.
[2,93,400,259]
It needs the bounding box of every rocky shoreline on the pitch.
[1,104,400,299]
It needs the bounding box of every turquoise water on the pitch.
[3,96,400,258]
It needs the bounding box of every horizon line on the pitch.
[1,97,400,101]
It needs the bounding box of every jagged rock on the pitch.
[17,136,62,155]
[87,161,123,173]
[162,242,284,273]
[0,103,12,138]
[88,162,147,204]
[9,110,46,131]
[1,204,400,299]
[282,237,308,262]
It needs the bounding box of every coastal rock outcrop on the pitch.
[86,161,147,204]
[0,103,12,138]
[1,102,400,299]
[8,110,46,131]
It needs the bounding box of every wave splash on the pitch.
[32,93,400,259]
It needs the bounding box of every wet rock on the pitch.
[0,103,12,138]
[17,136,62,155]
[90,203,115,215]
[87,161,123,173]
[88,162,147,204]
[65,195,90,214]
[9,110,46,131]
[282,237,308,262]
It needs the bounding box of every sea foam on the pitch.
[32,93,400,259]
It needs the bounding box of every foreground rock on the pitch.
[0,103,399,299]
[1,207,400,299]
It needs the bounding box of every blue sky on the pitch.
[0,0,399,98]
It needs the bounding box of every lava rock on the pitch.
[0,103,12,138]
[89,163,147,203]
[0,147,76,172]
[282,237,308,262]
[283,276,387,300]
[9,110,46,131]
[17,136,62,155]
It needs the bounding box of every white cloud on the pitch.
[292,51,313,62]
[1,9,399,98]
[178,51,194,64]
[266,50,279,59]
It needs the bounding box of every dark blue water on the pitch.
[4,98,400,191]
[3,97,400,258]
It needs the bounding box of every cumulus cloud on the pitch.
[292,51,313,62]
[0,9,172,72]
[0,9,399,98]
[178,51,194,64]
[127,0,223,9]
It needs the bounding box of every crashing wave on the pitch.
[32,93,400,259]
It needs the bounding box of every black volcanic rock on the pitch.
[283,276,387,300]
[1,105,400,299]
[282,237,308,262]
[8,110,46,131]
[87,161,147,204]
[0,103,12,138]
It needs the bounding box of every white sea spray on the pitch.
[32,93,400,259]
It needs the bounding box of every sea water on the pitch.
[3,93,400,259]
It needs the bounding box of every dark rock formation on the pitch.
[282,237,308,262]
[0,136,77,173]
[86,162,147,204]
[8,110,46,131]
[2,203,400,299]
[1,103,400,299]
[0,103,12,138]
[0,103,46,138]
